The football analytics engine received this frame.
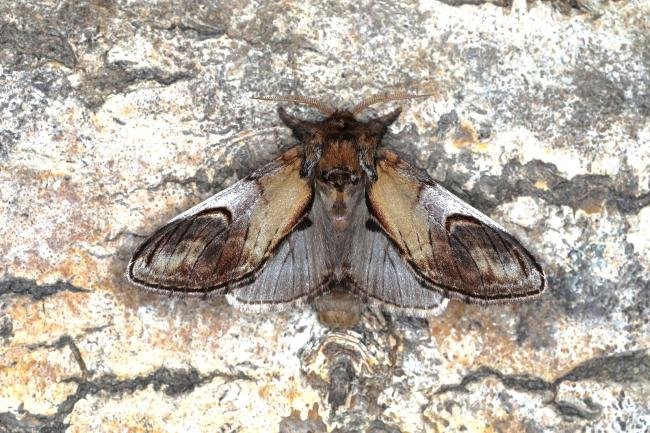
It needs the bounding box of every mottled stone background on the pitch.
[0,0,648,432]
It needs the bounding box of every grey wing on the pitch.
[346,205,449,316]
[226,200,333,310]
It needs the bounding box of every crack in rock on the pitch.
[434,349,649,420]
[0,22,77,69]
[434,0,511,7]
[103,170,216,208]
[0,345,253,433]
[432,0,600,14]
[152,20,226,40]
[1,328,252,432]
[26,335,91,379]
[79,64,195,109]
[0,276,90,300]
[0,316,13,340]
[465,158,650,216]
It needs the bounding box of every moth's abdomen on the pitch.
[312,289,362,329]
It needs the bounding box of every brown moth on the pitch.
[127,93,545,327]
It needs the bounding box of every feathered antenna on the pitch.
[252,95,335,115]
[351,91,431,115]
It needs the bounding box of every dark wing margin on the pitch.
[127,146,315,296]
[366,148,545,304]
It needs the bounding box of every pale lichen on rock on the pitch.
[1,0,648,432]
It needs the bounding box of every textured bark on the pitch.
[0,1,648,432]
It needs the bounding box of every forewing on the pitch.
[366,149,545,303]
[127,147,313,295]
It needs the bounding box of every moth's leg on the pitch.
[300,138,322,177]
[355,108,402,182]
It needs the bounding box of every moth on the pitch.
[127,93,545,327]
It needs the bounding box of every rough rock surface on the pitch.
[1,1,648,432]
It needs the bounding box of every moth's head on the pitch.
[254,93,429,179]
[286,108,399,174]
[279,105,402,231]
[256,93,429,230]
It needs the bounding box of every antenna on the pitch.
[350,91,431,115]
[252,95,335,115]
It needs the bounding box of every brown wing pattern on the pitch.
[127,147,313,294]
[367,149,545,303]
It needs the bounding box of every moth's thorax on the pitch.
[309,113,381,230]
[279,106,397,183]
[317,139,362,180]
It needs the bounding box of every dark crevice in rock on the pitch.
[559,349,650,384]
[26,327,114,377]
[327,356,356,412]
[0,345,253,433]
[0,22,77,69]
[434,349,649,420]
[154,171,215,195]
[433,0,601,14]
[103,170,217,214]
[536,0,607,15]
[101,166,216,201]
[6,331,252,433]
[367,419,404,433]
[27,335,91,378]
[435,366,554,395]
[464,158,650,216]
[0,316,13,339]
[554,399,602,420]
[0,277,91,300]
[152,20,226,40]
[0,130,18,160]
[79,64,195,109]
[435,0,511,7]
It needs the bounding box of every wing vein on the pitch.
[482,224,508,278]
[162,219,194,277]
[451,233,486,294]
